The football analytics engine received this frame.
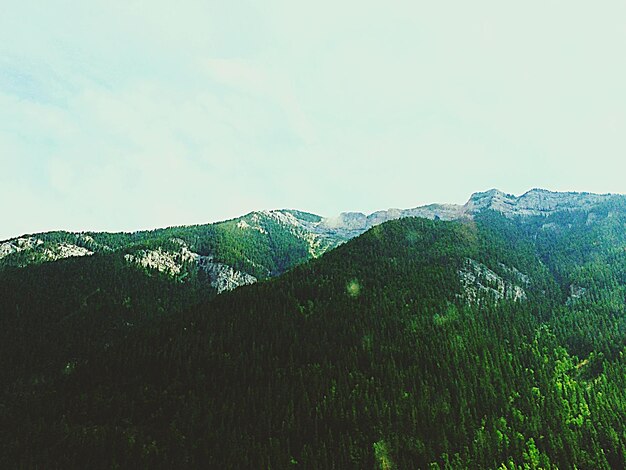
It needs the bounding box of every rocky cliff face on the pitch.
[316,204,466,239]
[459,258,528,304]
[314,189,621,238]
[0,237,44,260]
[197,257,257,293]
[0,238,93,263]
[124,247,197,276]
[124,242,257,293]
[43,243,93,261]
[464,188,617,218]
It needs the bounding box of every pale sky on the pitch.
[2,1,626,240]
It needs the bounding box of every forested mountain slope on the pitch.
[0,209,349,395]
[5,200,626,468]
[3,189,621,290]
[0,253,214,392]
[0,209,347,290]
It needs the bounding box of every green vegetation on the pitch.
[0,209,335,279]
[3,207,626,468]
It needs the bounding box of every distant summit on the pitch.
[465,188,617,217]
[318,188,622,235]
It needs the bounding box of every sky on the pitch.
[2,1,626,240]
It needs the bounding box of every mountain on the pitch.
[4,189,626,468]
[2,189,621,289]
[0,209,349,398]
[319,188,622,235]
[0,209,346,293]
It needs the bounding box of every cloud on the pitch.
[204,58,316,144]
[1,1,626,240]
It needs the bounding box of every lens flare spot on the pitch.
[346,279,361,297]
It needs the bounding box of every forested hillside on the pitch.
[0,209,344,284]
[4,203,626,468]
[0,253,214,392]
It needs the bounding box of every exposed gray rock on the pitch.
[43,243,93,261]
[0,238,93,263]
[459,259,527,304]
[312,189,621,240]
[197,257,257,293]
[402,203,467,221]
[498,262,531,286]
[567,285,587,305]
[0,237,44,260]
[466,188,616,218]
[235,209,342,258]
[125,247,195,275]
[319,212,368,232]
[124,241,257,294]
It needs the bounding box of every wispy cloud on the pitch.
[1,1,626,240]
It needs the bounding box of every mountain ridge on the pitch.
[2,188,624,294]
[1,188,621,245]
[318,188,623,237]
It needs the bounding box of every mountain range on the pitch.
[1,188,620,290]
[3,188,626,469]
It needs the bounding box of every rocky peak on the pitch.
[311,188,623,239]
[464,189,517,213]
[465,188,617,218]
[318,204,467,237]
[319,212,368,232]
[517,188,613,212]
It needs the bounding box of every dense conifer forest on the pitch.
[0,209,332,280]
[3,205,626,468]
